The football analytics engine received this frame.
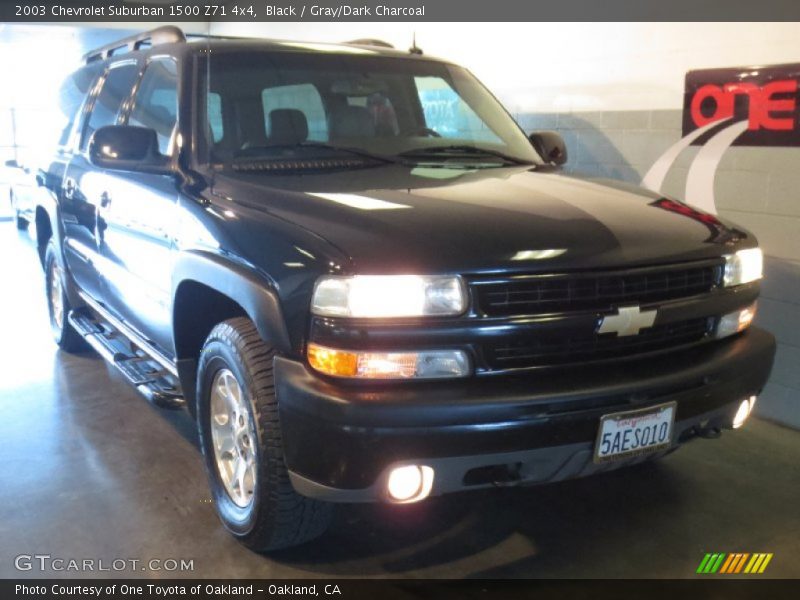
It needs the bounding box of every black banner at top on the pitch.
[2,0,800,22]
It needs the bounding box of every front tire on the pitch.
[44,241,86,352]
[197,317,333,551]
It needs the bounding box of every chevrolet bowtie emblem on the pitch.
[598,305,658,337]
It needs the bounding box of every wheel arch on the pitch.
[171,250,294,411]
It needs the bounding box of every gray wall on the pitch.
[518,110,799,429]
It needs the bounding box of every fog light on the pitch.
[716,302,757,339]
[307,343,470,379]
[386,465,434,503]
[733,396,757,429]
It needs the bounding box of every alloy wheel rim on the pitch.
[50,262,64,330]
[210,368,257,508]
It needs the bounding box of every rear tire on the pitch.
[10,191,28,230]
[44,241,86,352]
[14,212,29,230]
[197,317,333,551]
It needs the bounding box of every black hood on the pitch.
[211,164,749,275]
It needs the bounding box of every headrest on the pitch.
[329,105,375,139]
[269,109,309,145]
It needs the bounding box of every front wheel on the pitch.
[196,317,333,551]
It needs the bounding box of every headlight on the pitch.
[723,248,763,287]
[311,275,466,318]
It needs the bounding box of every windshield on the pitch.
[203,49,542,167]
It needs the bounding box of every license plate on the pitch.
[594,402,676,463]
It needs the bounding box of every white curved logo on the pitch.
[642,62,800,214]
[642,118,746,215]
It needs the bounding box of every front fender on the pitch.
[171,250,292,354]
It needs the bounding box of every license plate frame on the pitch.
[593,401,677,464]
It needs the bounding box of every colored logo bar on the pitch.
[697,553,773,574]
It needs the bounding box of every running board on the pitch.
[68,306,185,410]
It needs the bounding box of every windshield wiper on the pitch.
[398,145,534,166]
[234,142,399,165]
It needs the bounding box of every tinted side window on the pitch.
[81,64,139,151]
[129,59,178,155]
[207,92,223,143]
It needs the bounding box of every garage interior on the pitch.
[0,21,798,578]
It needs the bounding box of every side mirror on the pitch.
[89,126,172,175]
[4,159,19,169]
[529,131,567,166]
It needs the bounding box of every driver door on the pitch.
[93,57,180,355]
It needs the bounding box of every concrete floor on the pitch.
[0,218,798,579]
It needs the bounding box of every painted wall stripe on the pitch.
[684,119,749,215]
[744,554,760,573]
[758,553,773,574]
[698,552,772,575]
[641,118,730,193]
[702,553,718,573]
[719,554,735,574]
[710,553,726,573]
[697,554,713,574]
[734,553,750,573]
[750,553,767,573]
[728,552,742,573]
[704,553,720,573]
[726,553,742,574]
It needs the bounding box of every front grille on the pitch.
[475,261,721,317]
[484,317,713,370]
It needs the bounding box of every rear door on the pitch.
[61,61,140,301]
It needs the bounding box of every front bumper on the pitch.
[275,327,776,502]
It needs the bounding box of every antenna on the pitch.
[409,32,423,55]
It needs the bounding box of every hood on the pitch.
[211,164,749,275]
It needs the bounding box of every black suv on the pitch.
[36,27,775,550]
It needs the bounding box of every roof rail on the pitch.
[344,39,395,49]
[185,33,252,41]
[83,26,186,64]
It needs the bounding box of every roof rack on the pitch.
[344,39,395,49]
[83,26,186,64]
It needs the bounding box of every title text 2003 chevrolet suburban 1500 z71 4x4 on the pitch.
[33,27,775,550]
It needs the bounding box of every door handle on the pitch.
[63,178,76,199]
[100,191,112,208]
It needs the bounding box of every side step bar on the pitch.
[67,303,185,410]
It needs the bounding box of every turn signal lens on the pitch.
[307,343,470,379]
[307,344,358,377]
[724,248,763,287]
[716,302,757,339]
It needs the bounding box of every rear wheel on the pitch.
[197,317,333,551]
[44,241,85,352]
[10,190,28,230]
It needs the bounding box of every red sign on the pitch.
[683,63,800,145]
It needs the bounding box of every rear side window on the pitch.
[261,84,327,141]
[129,58,178,155]
[207,92,223,143]
[80,63,139,151]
